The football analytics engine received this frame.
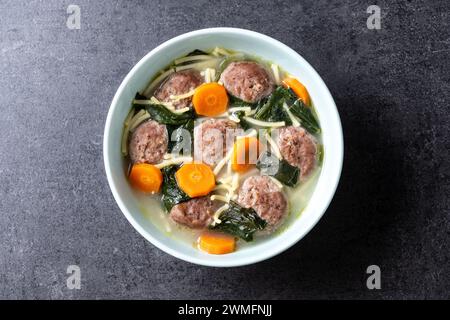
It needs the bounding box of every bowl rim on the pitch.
[103,27,343,267]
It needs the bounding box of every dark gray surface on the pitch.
[0,0,448,299]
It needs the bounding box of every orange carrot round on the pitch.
[192,82,229,116]
[231,136,262,173]
[282,77,311,106]
[175,163,215,198]
[129,163,163,194]
[198,232,236,255]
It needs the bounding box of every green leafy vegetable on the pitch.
[167,118,194,154]
[132,93,195,126]
[280,87,297,104]
[161,165,190,211]
[256,151,300,187]
[228,95,257,109]
[210,201,267,241]
[133,93,148,112]
[186,49,208,57]
[175,49,209,66]
[230,110,251,131]
[253,86,292,124]
[252,86,321,134]
[289,98,320,134]
[145,104,194,126]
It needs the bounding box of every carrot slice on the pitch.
[192,82,229,116]
[175,163,216,198]
[129,163,163,193]
[282,77,311,106]
[198,232,236,255]
[231,137,262,173]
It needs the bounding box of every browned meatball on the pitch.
[154,70,203,109]
[128,120,168,164]
[219,61,274,103]
[276,126,317,179]
[169,197,216,229]
[194,119,238,166]
[237,176,287,230]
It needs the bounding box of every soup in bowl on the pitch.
[104,28,343,267]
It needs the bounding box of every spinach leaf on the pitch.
[272,87,320,133]
[132,93,195,126]
[279,87,298,105]
[143,104,194,126]
[289,99,320,134]
[186,49,208,57]
[228,95,258,109]
[210,201,267,241]
[253,86,292,124]
[256,151,300,187]
[175,49,209,66]
[133,93,149,112]
[161,165,190,211]
[230,110,251,131]
[167,118,194,154]
[253,86,321,134]
[135,92,148,100]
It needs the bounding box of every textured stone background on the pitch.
[0,0,448,299]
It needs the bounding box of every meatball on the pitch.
[128,120,168,164]
[219,61,274,103]
[237,176,287,230]
[276,126,317,179]
[154,70,203,109]
[169,197,216,229]
[194,119,238,166]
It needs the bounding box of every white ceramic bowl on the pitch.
[104,28,343,267]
